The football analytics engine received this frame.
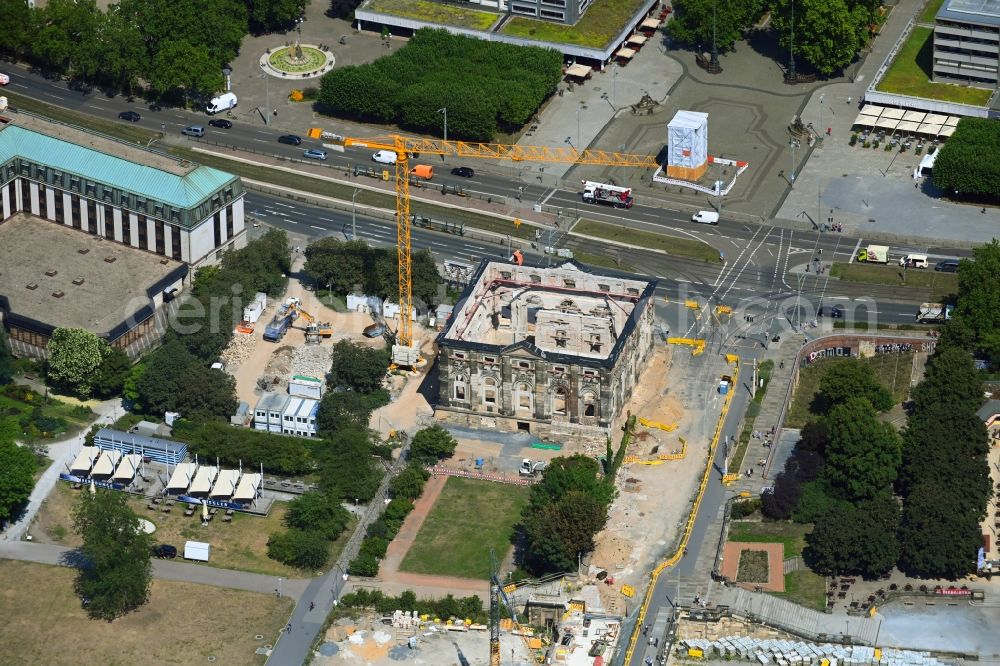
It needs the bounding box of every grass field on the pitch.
[573,219,722,263]
[728,520,811,559]
[0,385,96,443]
[2,90,162,144]
[918,0,947,24]
[399,477,529,580]
[876,26,993,106]
[830,262,959,301]
[786,353,914,427]
[502,0,647,47]
[0,560,291,664]
[33,483,355,577]
[780,570,828,611]
[367,0,498,30]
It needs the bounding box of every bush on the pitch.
[730,498,762,519]
[410,425,458,464]
[348,552,380,577]
[266,529,330,570]
[932,117,1000,199]
[390,464,430,500]
[174,420,312,476]
[360,536,389,559]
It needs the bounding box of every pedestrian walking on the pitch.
[826,127,832,136]
[309,601,315,611]
[847,96,852,105]
[779,360,784,369]
[285,623,292,634]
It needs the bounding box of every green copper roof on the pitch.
[0,125,237,209]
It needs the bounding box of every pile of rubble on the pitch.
[291,344,332,381]
[220,333,256,369]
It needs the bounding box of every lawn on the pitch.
[367,0,499,30]
[918,0,947,24]
[0,560,291,665]
[0,384,96,443]
[786,353,914,427]
[876,26,993,106]
[573,219,722,264]
[32,482,355,577]
[830,262,959,301]
[502,0,648,47]
[779,570,828,611]
[399,477,530,580]
[2,90,162,144]
[728,520,811,559]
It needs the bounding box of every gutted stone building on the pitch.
[435,260,657,439]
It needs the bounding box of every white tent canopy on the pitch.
[875,117,899,130]
[234,473,262,502]
[880,107,906,120]
[112,454,142,482]
[91,450,122,477]
[924,113,948,124]
[853,113,878,127]
[210,469,241,498]
[902,110,926,123]
[896,120,921,133]
[938,125,957,137]
[190,466,219,495]
[166,462,197,493]
[70,446,100,475]
[945,115,960,126]
[860,104,884,116]
[565,63,591,79]
[918,122,944,135]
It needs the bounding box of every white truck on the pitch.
[916,302,953,324]
[856,244,890,264]
[519,459,548,476]
[581,181,634,209]
[206,92,237,114]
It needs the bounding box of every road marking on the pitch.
[252,138,267,143]
[540,188,558,205]
[87,104,107,111]
[12,83,28,89]
[273,202,294,208]
[849,237,863,264]
[319,217,336,222]
[310,225,324,230]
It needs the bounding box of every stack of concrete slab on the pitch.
[678,637,951,665]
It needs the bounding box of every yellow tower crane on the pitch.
[325,133,662,367]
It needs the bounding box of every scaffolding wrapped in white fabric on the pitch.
[667,110,709,179]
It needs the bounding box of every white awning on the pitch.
[189,466,219,495]
[166,462,197,492]
[70,446,100,474]
[853,113,878,127]
[91,450,122,477]
[875,117,899,130]
[565,63,592,79]
[860,104,885,116]
[616,48,637,60]
[210,469,241,498]
[112,454,142,482]
[917,122,944,135]
[234,473,262,502]
[880,107,905,120]
[944,115,960,126]
[640,17,661,30]
[902,110,926,123]
[896,120,921,133]
[924,113,948,124]
[938,125,956,137]
[627,33,648,46]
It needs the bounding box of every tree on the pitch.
[284,491,351,540]
[409,425,457,464]
[390,464,430,500]
[46,328,106,396]
[148,39,224,100]
[814,358,893,413]
[327,340,391,394]
[0,439,37,523]
[932,119,1000,204]
[522,491,609,575]
[92,347,132,399]
[267,528,330,570]
[666,0,764,53]
[823,397,901,501]
[898,478,983,579]
[772,0,867,76]
[73,490,152,620]
[530,455,615,510]
[950,239,1000,363]
[0,327,13,385]
[315,425,383,502]
[248,0,303,33]
[347,552,380,577]
[803,496,899,578]
[316,389,390,436]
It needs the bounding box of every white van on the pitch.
[899,254,929,268]
[692,210,719,225]
[206,92,237,114]
[372,150,398,165]
[0,74,9,86]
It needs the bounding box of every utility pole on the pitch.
[438,107,447,142]
[351,188,360,240]
[262,69,270,125]
[751,358,758,399]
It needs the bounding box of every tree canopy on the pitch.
[823,396,901,501]
[73,490,152,620]
[173,419,312,476]
[0,327,13,386]
[814,358,893,413]
[134,340,236,420]
[326,340,392,394]
[46,328,106,396]
[0,439,38,523]
[771,0,872,76]
[409,425,458,464]
[804,495,900,578]
[948,239,1000,363]
[666,0,764,53]
[932,119,1000,202]
[317,29,562,141]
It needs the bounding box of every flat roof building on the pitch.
[0,110,246,358]
[435,259,657,440]
[934,0,1000,88]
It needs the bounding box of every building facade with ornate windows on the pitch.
[0,110,246,359]
[434,259,657,440]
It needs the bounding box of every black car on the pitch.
[934,259,959,273]
[209,119,232,129]
[278,134,302,146]
[818,305,844,318]
[451,166,475,178]
[118,111,141,122]
[152,544,177,559]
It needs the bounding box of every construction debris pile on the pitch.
[258,346,296,392]
[679,637,951,665]
[291,344,333,380]
[220,334,257,369]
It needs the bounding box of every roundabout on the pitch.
[259,42,335,79]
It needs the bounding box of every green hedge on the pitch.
[933,117,1000,200]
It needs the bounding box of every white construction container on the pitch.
[243,292,267,324]
[289,375,324,400]
[184,540,210,561]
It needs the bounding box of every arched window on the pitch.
[483,377,497,406]
[582,392,597,418]
[515,383,532,411]
[553,387,567,415]
[453,375,467,401]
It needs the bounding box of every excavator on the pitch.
[290,304,333,342]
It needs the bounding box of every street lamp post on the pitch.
[789,138,798,186]
[438,107,447,142]
[612,66,618,107]
[819,93,825,139]
[352,188,360,240]
[576,109,581,152]
[261,68,270,126]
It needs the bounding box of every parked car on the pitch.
[208,119,232,129]
[181,125,205,137]
[303,149,328,161]
[152,544,177,559]
[0,73,10,86]
[451,166,475,178]
[278,134,302,146]
[935,259,960,273]
[118,111,141,122]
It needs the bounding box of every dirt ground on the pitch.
[590,346,720,612]
[0,560,292,665]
